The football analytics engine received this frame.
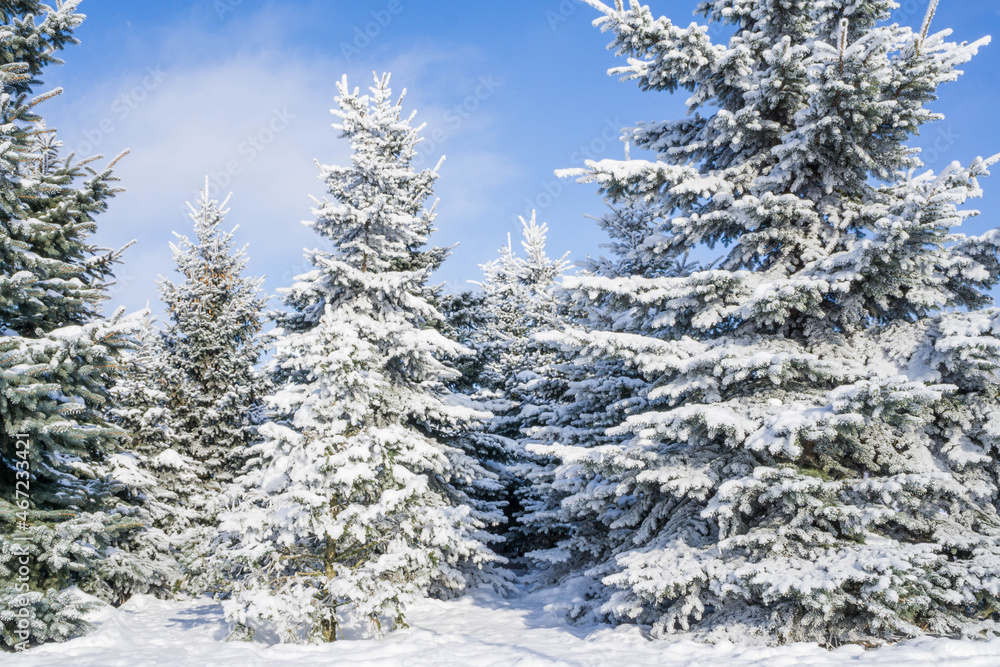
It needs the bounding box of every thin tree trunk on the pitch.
[321,535,338,642]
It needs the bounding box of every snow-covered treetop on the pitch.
[313,72,443,274]
[518,212,573,287]
[184,177,234,245]
[566,0,998,335]
[479,234,518,292]
[162,179,262,325]
[479,212,571,292]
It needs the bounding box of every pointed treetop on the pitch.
[311,72,445,274]
[477,211,571,291]
[519,211,572,280]
[181,177,234,246]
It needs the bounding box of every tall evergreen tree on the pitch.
[525,0,1000,645]
[217,73,503,644]
[155,184,267,583]
[1,1,170,649]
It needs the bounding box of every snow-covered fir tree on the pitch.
[523,0,1000,645]
[438,289,490,393]
[446,213,571,558]
[216,73,503,643]
[156,184,267,585]
[0,1,171,649]
[516,201,698,575]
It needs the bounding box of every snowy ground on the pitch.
[9,589,1000,666]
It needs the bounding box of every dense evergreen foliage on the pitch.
[216,74,503,643]
[5,0,1000,652]
[0,0,170,649]
[521,0,1000,645]
[154,186,267,588]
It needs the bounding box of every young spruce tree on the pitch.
[156,184,267,584]
[218,74,503,643]
[451,214,571,558]
[525,0,1000,645]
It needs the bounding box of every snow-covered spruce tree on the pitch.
[217,73,503,643]
[516,201,698,578]
[525,0,1000,645]
[448,213,572,558]
[156,184,267,585]
[1,2,171,649]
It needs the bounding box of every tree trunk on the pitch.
[320,535,338,642]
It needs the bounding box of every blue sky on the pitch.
[38,0,1000,315]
